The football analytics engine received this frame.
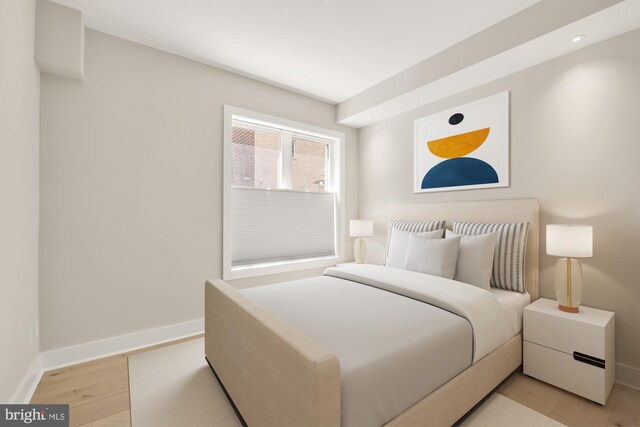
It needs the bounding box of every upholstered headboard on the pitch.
[389,198,539,300]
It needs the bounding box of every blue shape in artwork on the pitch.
[422,157,499,189]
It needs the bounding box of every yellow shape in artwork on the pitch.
[427,127,490,158]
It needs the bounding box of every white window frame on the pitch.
[223,105,346,280]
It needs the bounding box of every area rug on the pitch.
[460,393,566,427]
[130,337,565,427]
[128,338,241,427]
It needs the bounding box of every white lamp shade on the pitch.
[350,220,373,237]
[546,224,593,258]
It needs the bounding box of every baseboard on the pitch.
[9,353,43,404]
[616,362,640,391]
[41,318,204,371]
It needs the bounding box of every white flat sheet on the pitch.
[489,288,531,338]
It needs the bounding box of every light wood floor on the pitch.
[30,335,202,427]
[31,336,640,427]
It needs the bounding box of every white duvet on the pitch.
[241,264,513,426]
[325,263,511,363]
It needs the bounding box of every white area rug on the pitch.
[130,337,565,427]
[128,338,241,427]
[461,393,566,427]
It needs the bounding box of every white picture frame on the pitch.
[414,91,509,193]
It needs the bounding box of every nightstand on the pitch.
[336,262,380,266]
[336,262,379,267]
[523,298,615,404]
[335,262,356,267]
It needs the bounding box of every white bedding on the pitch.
[240,264,516,427]
[326,264,510,363]
[490,288,530,338]
[241,271,472,427]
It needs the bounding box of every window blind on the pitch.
[231,187,336,266]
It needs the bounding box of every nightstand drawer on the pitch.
[524,341,609,404]
[523,306,609,359]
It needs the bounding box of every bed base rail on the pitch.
[386,334,522,427]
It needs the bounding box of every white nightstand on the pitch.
[523,298,615,404]
[335,262,356,267]
[336,262,378,267]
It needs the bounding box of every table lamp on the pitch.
[546,224,593,313]
[350,220,373,264]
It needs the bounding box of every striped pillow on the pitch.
[386,219,446,264]
[453,221,529,293]
[389,219,446,234]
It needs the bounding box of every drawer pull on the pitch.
[573,351,605,369]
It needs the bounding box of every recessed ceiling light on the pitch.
[367,117,373,120]
[572,34,586,43]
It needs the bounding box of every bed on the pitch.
[205,198,539,426]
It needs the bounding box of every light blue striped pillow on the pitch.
[453,221,529,293]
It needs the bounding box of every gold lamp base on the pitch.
[554,257,583,314]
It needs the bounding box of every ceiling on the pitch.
[50,0,540,103]
[338,0,640,127]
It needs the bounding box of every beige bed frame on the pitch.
[205,198,539,426]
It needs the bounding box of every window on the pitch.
[291,137,328,192]
[223,106,345,279]
[231,123,330,192]
[231,126,281,189]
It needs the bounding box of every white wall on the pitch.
[39,29,358,351]
[0,0,41,402]
[358,30,640,386]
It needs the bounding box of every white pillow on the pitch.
[404,235,461,279]
[386,228,443,269]
[385,220,446,264]
[446,230,498,290]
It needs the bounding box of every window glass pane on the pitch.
[232,126,281,189]
[291,137,328,192]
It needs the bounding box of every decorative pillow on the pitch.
[404,235,461,279]
[453,221,529,293]
[446,230,499,290]
[386,219,446,264]
[386,228,443,269]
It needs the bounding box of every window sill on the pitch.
[223,255,341,280]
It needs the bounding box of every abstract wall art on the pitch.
[414,91,509,193]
